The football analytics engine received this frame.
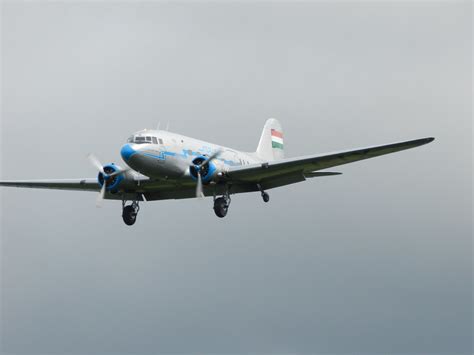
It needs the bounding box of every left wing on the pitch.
[227,137,434,185]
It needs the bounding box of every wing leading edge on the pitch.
[227,137,435,182]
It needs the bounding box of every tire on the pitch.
[262,192,270,203]
[122,205,137,226]
[213,197,228,218]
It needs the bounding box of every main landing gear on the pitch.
[212,184,270,218]
[213,188,231,218]
[122,199,140,226]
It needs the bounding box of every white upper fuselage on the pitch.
[120,129,261,181]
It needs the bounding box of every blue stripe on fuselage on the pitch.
[142,151,177,160]
[137,148,239,166]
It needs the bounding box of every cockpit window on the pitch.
[128,135,159,144]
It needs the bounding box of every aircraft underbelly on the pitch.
[127,153,186,179]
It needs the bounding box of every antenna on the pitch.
[165,121,170,131]
[156,121,161,130]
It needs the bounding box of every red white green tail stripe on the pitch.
[271,129,284,149]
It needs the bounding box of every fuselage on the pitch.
[120,129,261,181]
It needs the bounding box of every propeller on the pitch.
[87,153,104,173]
[196,170,204,199]
[193,149,222,199]
[87,153,129,208]
[96,183,107,208]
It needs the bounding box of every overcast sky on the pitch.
[1,1,472,354]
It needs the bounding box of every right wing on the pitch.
[0,179,100,191]
[0,177,207,201]
[0,177,153,201]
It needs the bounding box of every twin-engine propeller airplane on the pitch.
[0,119,434,226]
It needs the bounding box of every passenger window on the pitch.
[146,136,152,142]
[158,138,164,145]
[152,137,158,144]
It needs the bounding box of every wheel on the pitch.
[262,192,270,203]
[122,205,137,226]
[213,197,228,218]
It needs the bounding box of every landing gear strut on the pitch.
[122,199,140,226]
[213,186,231,218]
[257,184,270,203]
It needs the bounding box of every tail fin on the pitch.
[256,118,284,161]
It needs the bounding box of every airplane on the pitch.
[0,118,434,226]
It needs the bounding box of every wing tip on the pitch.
[415,137,435,146]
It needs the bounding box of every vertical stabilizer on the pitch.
[256,118,284,161]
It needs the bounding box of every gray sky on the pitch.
[1,1,472,354]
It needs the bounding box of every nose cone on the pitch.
[121,144,137,162]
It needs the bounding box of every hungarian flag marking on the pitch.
[271,129,284,149]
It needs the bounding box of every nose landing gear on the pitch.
[122,200,140,226]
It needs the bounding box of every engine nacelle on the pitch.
[97,163,135,193]
[189,156,217,183]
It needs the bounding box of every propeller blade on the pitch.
[201,149,222,167]
[96,183,106,208]
[87,153,104,173]
[108,168,130,178]
[196,171,204,199]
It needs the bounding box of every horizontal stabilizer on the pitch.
[304,171,342,178]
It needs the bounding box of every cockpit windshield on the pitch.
[127,135,159,144]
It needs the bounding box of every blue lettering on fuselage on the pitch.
[142,151,176,160]
[142,148,240,166]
